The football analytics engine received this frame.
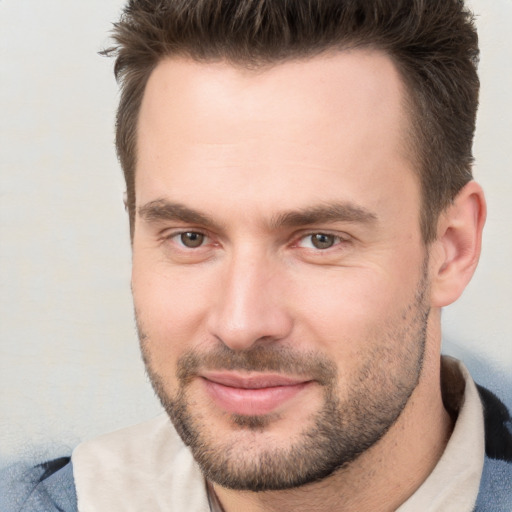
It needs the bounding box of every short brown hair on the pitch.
[105,0,479,243]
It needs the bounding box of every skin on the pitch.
[131,50,486,511]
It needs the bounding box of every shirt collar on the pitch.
[396,356,485,512]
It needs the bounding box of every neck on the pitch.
[213,318,452,512]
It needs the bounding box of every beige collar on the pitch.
[396,356,485,511]
[72,414,210,512]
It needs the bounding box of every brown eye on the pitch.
[311,233,336,249]
[180,232,205,248]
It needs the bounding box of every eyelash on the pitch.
[163,230,212,249]
[162,229,349,252]
[293,232,350,251]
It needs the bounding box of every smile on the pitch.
[200,372,313,416]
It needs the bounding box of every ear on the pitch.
[429,181,486,308]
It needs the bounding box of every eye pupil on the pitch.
[180,232,204,248]
[311,233,335,249]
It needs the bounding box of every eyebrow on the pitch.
[138,199,377,231]
[138,200,223,230]
[269,202,378,229]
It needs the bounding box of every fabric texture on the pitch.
[0,457,77,512]
[474,385,512,511]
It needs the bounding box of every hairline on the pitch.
[127,45,432,244]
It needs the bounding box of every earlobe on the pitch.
[430,181,486,308]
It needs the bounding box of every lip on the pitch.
[200,372,312,416]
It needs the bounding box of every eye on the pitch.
[177,231,206,248]
[298,233,339,250]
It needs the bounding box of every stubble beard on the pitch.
[137,273,430,492]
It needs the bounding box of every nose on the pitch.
[206,250,293,351]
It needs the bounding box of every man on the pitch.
[3,0,511,510]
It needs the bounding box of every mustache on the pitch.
[175,344,337,386]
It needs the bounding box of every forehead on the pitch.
[136,50,418,222]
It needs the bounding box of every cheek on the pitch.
[132,263,214,373]
[289,264,423,356]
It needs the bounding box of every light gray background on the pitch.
[1,0,511,466]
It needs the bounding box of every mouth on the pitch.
[200,371,313,416]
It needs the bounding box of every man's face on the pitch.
[132,50,431,490]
